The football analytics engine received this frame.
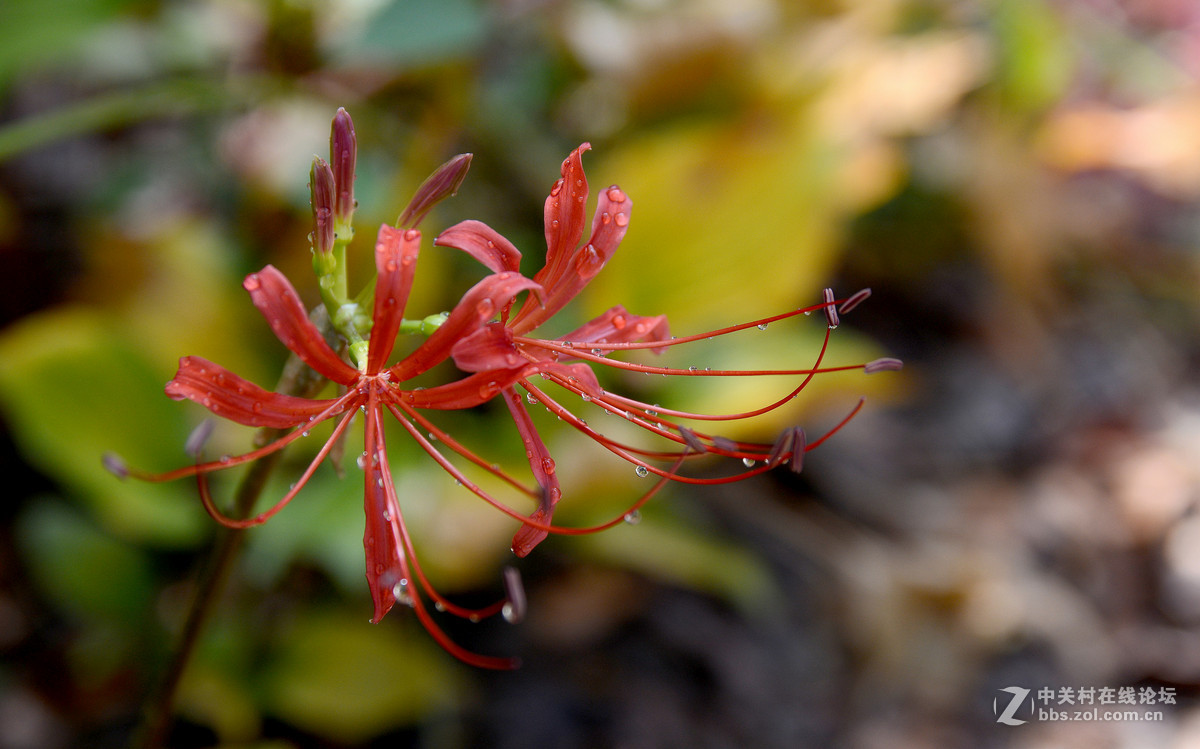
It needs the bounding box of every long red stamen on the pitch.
[197,407,359,528]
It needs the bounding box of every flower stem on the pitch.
[134,308,341,749]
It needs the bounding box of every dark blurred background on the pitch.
[3,0,1200,747]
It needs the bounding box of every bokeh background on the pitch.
[3,0,1200,747]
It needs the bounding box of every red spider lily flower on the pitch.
[111,226,547,669]
[433,143,903,556]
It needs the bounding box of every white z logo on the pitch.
[994,686,1031,726]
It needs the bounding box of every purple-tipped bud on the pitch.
[864,357,904,374]
[822,288,839,329]
[839,288,871,315]
[102,452,129,479]
[398,153,473,229]
[310,157,335,258]
[501,566,526,624]
[330,107,357,230]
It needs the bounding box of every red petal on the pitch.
[366,225,421,374]
[244,266,359,385]
[538,143,591,291]
[165,356,338,428]
[363,405,402,622]
[511,173,632,335]
[402,368,530,410]
[502,388,562,557]
[389,272,542,381]
[450,323,523,372]
[434,220,522,273]
[562,305,669,352]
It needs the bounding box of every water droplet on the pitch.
[612,314,626,329]
[526,393,540,405]
[476,298,495,317]
[404,229,419,241]
[614,213,628,227]
[635,465,649,478]
[688,366,697,372]
[758,323,768,330]
[606,186,627,203]
[623,510,642,525]
[393,578,413,606]
[478,381,500,399]
[357,453,367,469]
[581,393,591,402]
[244,275,261,291]
[742,458,756,468]
[541,457,556,475]
[502,602,518,623]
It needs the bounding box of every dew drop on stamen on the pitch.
[393,579,413,607]
[357,453,367,469]
[623,510,642,525]
[526,393,539,405]
[742,458,757,468]
[758,323,768,330]
[635,465,649,478]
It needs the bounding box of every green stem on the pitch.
[134,307,340,749]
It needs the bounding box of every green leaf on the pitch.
[0,307,207,545]
[15,498,156,622]
[259,610,466,742]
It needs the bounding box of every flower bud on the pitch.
[309,156,336,270]
[398,153,473,228]
[330,107,357,239]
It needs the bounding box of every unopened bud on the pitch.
[398,153,473,228]
[330,107,357,237]
[310,156,335,261]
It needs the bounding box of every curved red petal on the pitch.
[502,388,562,557]
[450,323,523,372]
[389,272,542,381]
[244,266,359,385]
[367,225,421,374]
[561,305,669,352]
[402,368,530,410]
[511,174,631,335]
[538,143,591,290]
[165,356,339,428]
[434,220,522,273]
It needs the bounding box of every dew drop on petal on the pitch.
[541,457,556,475]
[404,229,419,241]
[244,275,261,291]
[606,186,626,203]
[476,298,495,317]
[614,213,628,227]
[634,465,649,478]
